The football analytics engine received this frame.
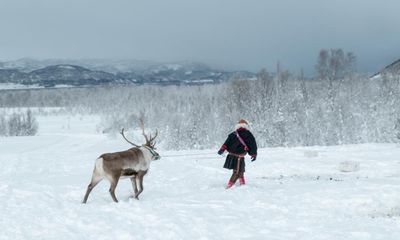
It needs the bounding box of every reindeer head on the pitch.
[120,119,160,160]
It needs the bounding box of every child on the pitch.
[218,119,258,188]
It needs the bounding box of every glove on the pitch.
[251,156,257,162]
[218,149,225,155]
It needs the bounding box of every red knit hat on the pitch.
[238,119,249,125]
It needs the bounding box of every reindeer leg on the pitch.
[130,176,139,199]
[82,175,103,204]
[135,171,146,200]
[108,175,120,203]
[134,175,141,200]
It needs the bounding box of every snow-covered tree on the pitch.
[1,110,39,136]
[3,51,400,149]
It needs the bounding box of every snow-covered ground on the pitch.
[0,83,43,90]
[1,114,400,240]
[0,83,73,90]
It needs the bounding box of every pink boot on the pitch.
[226,181,234,189]
[239,176,245,185]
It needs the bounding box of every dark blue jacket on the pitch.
[220,128,257,157]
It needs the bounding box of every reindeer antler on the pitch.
[139,118,150,143]
[139,118,158,147]
[120,128,141,147]
[149,129,158,143]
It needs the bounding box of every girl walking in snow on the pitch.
[218,119,257,188]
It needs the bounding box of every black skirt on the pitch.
[223,154,245,172]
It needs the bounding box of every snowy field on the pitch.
[1,114,400,240]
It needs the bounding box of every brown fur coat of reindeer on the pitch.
[83,120,160,203]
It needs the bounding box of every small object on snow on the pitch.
[304,150,319,158]
[339,161,360,172]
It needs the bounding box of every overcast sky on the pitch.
[1,0,399,74]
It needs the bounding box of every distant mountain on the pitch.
[371,59,400,78]
[138,62,253,84]
[0,58,157,73]
[0,59,255,88]
[28,65,116,87]
[0,69,28,84]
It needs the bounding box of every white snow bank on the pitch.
[0,83,43,90]
[303,150,319,158]
[339,161,361,172]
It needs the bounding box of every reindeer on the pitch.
[82,120,160,203]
